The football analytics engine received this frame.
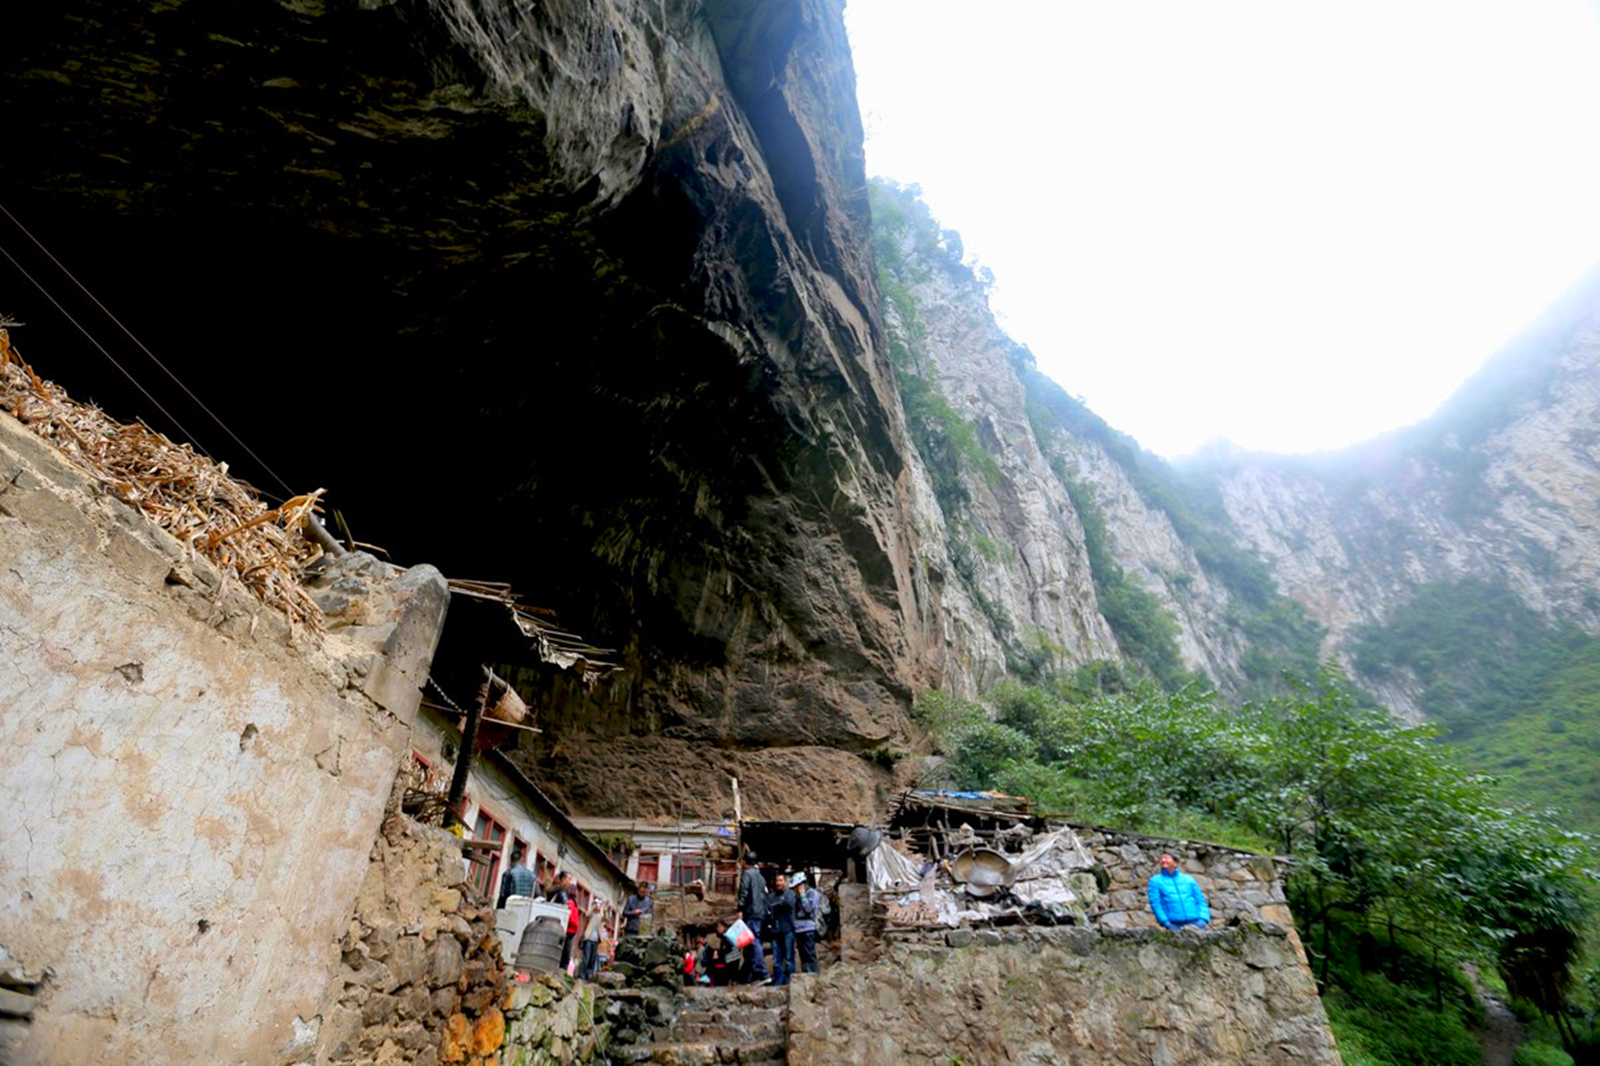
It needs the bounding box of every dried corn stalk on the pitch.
[0,328,326,633]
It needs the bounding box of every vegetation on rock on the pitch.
[1352,579,1600,834]
[916,666,1599,1063]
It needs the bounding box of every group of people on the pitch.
[685,851,824,987]
[497,844,615,980]
[498,843,1206,987]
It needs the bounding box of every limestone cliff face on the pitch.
[872,194,1265,692]
[8,1,1599,815]
[1065,440,1249,682]
[1200,275,1600,716]
[881,228,1119,695]
[1,0,952,817]
[876,189,1600,709]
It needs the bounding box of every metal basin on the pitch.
[950,848,1015,898]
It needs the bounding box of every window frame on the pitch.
[470,805,510,899]
[671,853,706,887]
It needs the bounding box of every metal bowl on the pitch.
[949,848,1015,898]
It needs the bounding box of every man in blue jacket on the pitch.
[1147,852,1210,930]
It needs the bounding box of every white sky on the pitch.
[844,1,1600,458]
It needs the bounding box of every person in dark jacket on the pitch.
[1148,853,1210,930]
[736,852,771,983]
[621,881,653,937]
[792,879,820,974]
[767,873,796,986]
[497,844,537,908]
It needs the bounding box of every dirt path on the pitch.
[1466,962,1524,1066]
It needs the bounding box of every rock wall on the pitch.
[1075,828,1293,932]
[786,926,1339,1066]
[0,413,448,1065]
[315,813,511,1066]
[1064,440,1250,681]
[1206,292,1600,716]
[885,229,1119,694]
[504,974,604,1066]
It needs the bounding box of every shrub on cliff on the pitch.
[924,666,1597,1060]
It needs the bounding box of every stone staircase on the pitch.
[631,985,789,1065]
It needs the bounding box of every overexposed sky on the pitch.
[845,1,1600,458]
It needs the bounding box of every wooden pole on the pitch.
[731,775,743,867]
[446,670,488,828]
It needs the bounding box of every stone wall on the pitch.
[0,413,448,1065]
[314,813,510,1066]
[1076,827,1293,931]
[835,884,882,965]
[787,926,1339,1065]
[503,975,603,1066]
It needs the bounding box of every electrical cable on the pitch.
[0,199,300,500]
[0,237,216,463]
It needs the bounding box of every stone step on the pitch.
[676,1006,787,1027]
[684,985,790,1007]
[638,1039,787,1064]
[655,1022,787,1045]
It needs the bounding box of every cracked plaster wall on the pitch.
[0,412,448,1065]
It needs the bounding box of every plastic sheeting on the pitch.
[867,839,926,894]
[874,827,1099,928]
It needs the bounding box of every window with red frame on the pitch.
[671,854,705,887]
[470,808,509,898]
[538,851,562,896]
[636,852,660,885]
[713,861,738,895]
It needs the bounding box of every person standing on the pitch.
[767,873,796,986]
[792,879,819,975]
[735,852,771,984]
[1147,852,1211,931]
[497,844,537,908]
[580,898,605,979]
[622,881,653,937]
[548,872,579,969]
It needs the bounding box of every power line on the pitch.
[0,237,215,461]
[0,199,299,500]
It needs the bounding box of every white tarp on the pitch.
[867,838,926,894]
[874,826,1099,927]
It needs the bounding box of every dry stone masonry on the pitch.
[1075,827,1293,931]
[313,812,511,1066]
[787,926,1338,1065]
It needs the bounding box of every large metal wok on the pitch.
[949,847,1016,898]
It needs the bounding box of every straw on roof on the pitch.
[0,326,326,633]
